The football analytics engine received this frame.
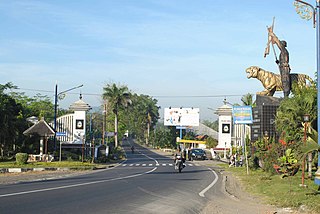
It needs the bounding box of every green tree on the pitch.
[122,93,159,144]
[0,83,24,157]
[241,93,256,107]
[206,136,218,148]
[275,84,317,177]
[150,124,176,149]
[102,83,131,148]
[275,84,316,145]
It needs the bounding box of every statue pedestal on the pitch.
[256,95,281,106]
[251,95,281,142]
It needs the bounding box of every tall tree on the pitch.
[0,83,23,156]
[102,83,131,148]
[124,93,159,144]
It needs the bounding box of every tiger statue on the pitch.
[245,66,314,96]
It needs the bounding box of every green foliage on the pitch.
[150,124,175,149]
[206,136,218,148]
[223,164,320,212]
[275,84,318,179]
[252,138,282,174]
[277,149,299,177]
[110,146,126,160]
[0,82,24,157]
[116,92,160,144]
[241,93,256,107]
[183,131,197,140]
[275,84,316,145]
[103,83,131,147]
[15,153,28,164]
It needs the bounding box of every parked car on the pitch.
[190,149,207,160]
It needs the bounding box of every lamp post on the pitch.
[53,83,83,153]
[301,114,310,187]
[294,0,320,187]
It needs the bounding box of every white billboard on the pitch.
[164,107,199,126]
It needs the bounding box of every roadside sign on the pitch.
[56,132,67,137]
[232,106,253,124]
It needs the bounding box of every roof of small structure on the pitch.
[23,118,55,137]
[69,94,92,111]
[214,104,232,116]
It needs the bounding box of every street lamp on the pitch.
[294,0,320,187]
[53,83,83,153]
[301,114,310,187]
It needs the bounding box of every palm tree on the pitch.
[102,83,131,148]
[241,93,256,107]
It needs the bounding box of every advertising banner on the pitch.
[164,107,199,126]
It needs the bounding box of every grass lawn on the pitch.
[221,164,320,213]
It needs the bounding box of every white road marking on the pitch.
[0,167,158,198]
[199,168,218,198]
[140,153,159,165]
[121,163,195,167]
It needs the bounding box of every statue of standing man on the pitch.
[264,19,291,98]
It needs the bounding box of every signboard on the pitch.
[232,106,253,124]
[164,107,199,126]
[56,132,66,137]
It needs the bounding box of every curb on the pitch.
[0,164,117,174]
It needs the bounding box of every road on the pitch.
[0,140,222,214]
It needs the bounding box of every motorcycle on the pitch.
[174,155,185,173]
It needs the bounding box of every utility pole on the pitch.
[294,0,320,188]
[102,102,107,144]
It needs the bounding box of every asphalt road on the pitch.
[0,140,221,214]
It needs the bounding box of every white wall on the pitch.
[217,115,232,149]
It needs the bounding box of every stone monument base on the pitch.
[256,95,281,106]
[251,95,281,142]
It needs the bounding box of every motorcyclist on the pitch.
[174,147,186,167]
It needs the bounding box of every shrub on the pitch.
[15,153,28,164]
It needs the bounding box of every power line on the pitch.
[153,94,244,98]
[13,87,252,98]
[15,88,101,96]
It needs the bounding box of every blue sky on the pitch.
[0,0,317,121]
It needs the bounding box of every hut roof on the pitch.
[23,118,55,137]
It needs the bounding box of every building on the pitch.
[54,95,91,145]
